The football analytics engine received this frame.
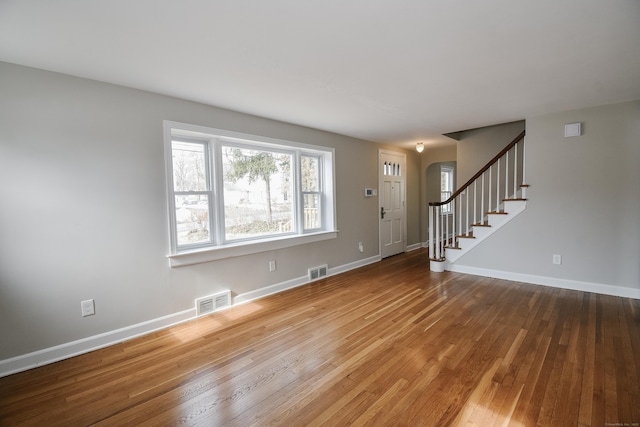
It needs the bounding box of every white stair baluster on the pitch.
[481,172,485,224]
[441,206,446,253]
[473,180,477,226]
[465,188,469,236]
[458,194,462,241]
[496,159,500,212]
[522,137,527,198]
[488,165,492,214]
[505,150,509,200]
[452,198,456,248]
[513,144,518,199]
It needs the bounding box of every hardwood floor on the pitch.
[1,249,639,426]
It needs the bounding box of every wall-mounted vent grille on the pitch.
[308,264,328,281]
[195,290,231,316]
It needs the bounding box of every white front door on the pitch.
[379,150,406,258]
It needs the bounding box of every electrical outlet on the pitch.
[81,299,95,317]
[269,260,276,272]
[358,242,364,253]
[553,254,562,265]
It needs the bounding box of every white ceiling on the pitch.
[1,0,639,149]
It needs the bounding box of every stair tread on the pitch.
[472,223,491,227]
[520,184,531,188]
[445,246,462,250]
[487,211,508,215]
[457,234,476,239]
[503,198,528,201]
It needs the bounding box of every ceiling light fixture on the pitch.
[416,142,424,153]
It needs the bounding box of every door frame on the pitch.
[378,149,407,258]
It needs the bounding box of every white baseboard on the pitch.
[0,254,382,378]
[405,243,422,252]
[329,255,381,276]
[0,308,196,378]
[447,264,640,300]
[233,275,309,306]
[233,255,380,306]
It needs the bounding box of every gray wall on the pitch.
[425,161,456,209]
[3,60,635,365]
[420,144,457,243]
[0,62,420,360]
[454,101,640,290]
[456,120,526,186]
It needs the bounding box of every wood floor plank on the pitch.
[621,299,640,423]
[1,249,639,426]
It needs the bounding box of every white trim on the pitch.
[233,275,309,306]
[169,231,338,267]
[328,255,381,276]
[0,308,195,378]
[405,243,422,252]
[0,254,381,378]
[447,264,640,300]
[233,255,380,306]
[163,120,337,259]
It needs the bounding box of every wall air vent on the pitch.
[195,290,231,316]
[308,264,329,282]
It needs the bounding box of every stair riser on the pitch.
[471,227,491,239]
[503,200,526,215]
[445,199,528,265]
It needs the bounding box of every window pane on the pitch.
[222,146,293,240]
[172,141,208,191]
[303,194,321,229]
[175,195,210,245]
[302,156,319,192]
[441,167,454,193]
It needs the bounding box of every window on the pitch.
[440,165,454,213]
[221,145,294,241]
[172,140,211,246]
[164,121,336,265]
[301,155,321,230]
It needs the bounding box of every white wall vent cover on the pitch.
[195,290,231,316]
[308,264,328,281]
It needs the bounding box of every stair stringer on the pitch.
[444,200,527,267]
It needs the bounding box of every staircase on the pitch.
[429,131,527,272]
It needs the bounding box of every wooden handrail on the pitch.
[429,130,525,207]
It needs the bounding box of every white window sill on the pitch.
[168,230,339,267]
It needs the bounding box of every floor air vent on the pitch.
[308,264,328,281]
[195,290,231,316]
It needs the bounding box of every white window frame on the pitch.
[441,165,454,214]
[300,154,323,232]
[164,121,337,267]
